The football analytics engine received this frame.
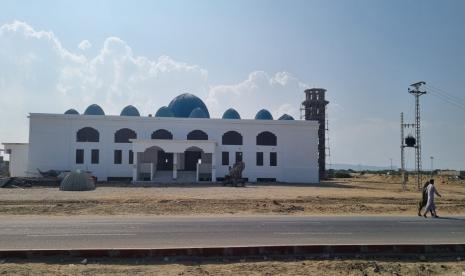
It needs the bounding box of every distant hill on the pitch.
[330,163,398,171]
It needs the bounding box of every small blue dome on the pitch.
[120,105,140,116]
[189,107,209,118]
[222,108,241,119]
[255,109,273,120]
[155,106,174,117]
[168,93,210,118]
[278,114,295,120]
[64,109,79,115]
[84,104,105,115]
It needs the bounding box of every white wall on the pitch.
[27,114,319,183]
[3,143,29,177]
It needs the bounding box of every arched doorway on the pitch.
[137,145,174,181]
[140,146,173,171]
[184,146,204,171]
[131,139,216,183]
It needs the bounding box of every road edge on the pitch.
[1,244,464,260]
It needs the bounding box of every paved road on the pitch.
[0,216,464,250]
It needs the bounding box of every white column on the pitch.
[150,162,155,181]
[211,152,216,182]
[173,153,178,180]
[132,152,138,183]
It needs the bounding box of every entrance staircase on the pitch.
[150,171,196,183]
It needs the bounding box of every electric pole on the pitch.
[430,156,434,178]
[408,81,427,190]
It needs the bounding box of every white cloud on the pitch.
[0,21,211,143]
[78,40,92,51]
[0,21,311,145]
[207,71,308,119]
[2,21,462,169]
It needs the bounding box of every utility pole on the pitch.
[408,81,427,190]
[430,156,434,178]
[400,113,405,189]
[400,112,414,190]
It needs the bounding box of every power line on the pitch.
[426,84,465,105]
[427,90,465,111]
[427,87,465,107]
[425,84,465,111]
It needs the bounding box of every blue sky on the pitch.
[1,0,464,169]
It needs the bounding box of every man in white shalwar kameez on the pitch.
[423,179,442,218]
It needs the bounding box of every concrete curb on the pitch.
[0,244,464,260]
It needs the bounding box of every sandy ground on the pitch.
[1,175,465,275]
[1,258,465,276]
[0,175,464,216]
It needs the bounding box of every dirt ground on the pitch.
[1,258,465,276]
[0,174,464,216]
[1,175,465,275]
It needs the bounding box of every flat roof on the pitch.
[2,143,28,145]
[28,113,318,127]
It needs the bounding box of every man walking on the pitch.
[418,180,432,216]
[423,179,442,218]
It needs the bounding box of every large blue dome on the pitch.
[189,107,209,118]
[84,104,105,115]
[155,106,174,117]
[168,93,210,118]
[64,109,79,115]
[255,109,273,120]
[222,108,241,119]
[120,105,140,116]
[278,114,294,120]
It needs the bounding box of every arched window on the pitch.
[114,128,137,143]
[222,131,243,145]
[151,129,173,140]
[187,130,208,140]
[256,131,277,146]
[76,127,99,142]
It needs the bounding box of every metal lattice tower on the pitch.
[408,81,427,190]
[325,110,331,171]
[400,112,406,190]
[301,88,329,180]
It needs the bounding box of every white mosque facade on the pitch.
[3,93,320,183]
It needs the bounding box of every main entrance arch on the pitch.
[131,139,216,183]
[184,146,203,171]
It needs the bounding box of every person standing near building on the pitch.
[423,179,442,218]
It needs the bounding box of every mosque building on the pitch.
[3,90,327,183]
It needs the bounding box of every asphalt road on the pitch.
[0,216,464,250]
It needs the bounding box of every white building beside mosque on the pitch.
[3,93,320,183]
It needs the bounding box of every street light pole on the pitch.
[430,156,434,178]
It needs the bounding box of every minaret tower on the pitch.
[302,88,329,180]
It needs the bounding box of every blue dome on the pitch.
[120,105,140,116]
[155,106,174,117]
[189,107,209,118]
[64,109,79,115]
[84,104,105,115]
[278,114,295,120]
[168,93,210,118]
[255,109,273,120]
[222,108,241,119]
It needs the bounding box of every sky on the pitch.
[0,0,464,169]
